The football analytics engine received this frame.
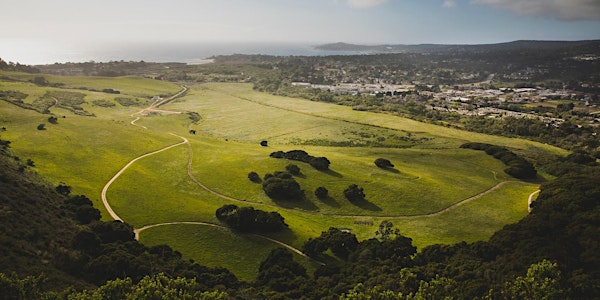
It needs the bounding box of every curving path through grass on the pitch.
[528,189,540,213]
[134,221,324,265]
[101,85,314,261]
[100,84,537,265]
[100,134,189,221]
[100,133,315,262]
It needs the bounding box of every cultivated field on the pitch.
[0,72,564,280]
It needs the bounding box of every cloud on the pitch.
[346,0,388,9]
[442,0,457,8]
[472,0,600,21]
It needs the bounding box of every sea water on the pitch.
[1,40,363,65]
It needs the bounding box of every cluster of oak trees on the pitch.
[216,204,287,233]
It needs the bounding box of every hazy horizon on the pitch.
[2,0,599,64]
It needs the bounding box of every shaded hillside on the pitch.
[0,136,239,295]
[0,137,85,289]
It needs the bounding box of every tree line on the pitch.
[460,142,537,179]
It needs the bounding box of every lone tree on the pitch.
[375,158,394,169]
[314,186,329,199]
[344,184,366,202]
[248,171,261,183]
[31,76,49,86]
[375,220,400,241]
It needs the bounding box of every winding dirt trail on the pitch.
[100,84,538,266]
[101,86,314,261]
[100,134,188,221]
[134,221,323,264]
[528,190,540,213]
[100,134,316,263]
[131,85,188,118]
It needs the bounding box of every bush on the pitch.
[344,184,366,202]
[248,171,261,183]
[375,158,394,168]
[315,187,329,199]
[101,88,120,94]
[26,159,35,167]
[31,76,49,86]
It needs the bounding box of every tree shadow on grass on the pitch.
[351,198,382,212]
[253,225,298,243]
[520,174,548,184]
[322,169,343,178]
[381,167,400,174]
[294,173,307,179]
[274,196,319,211]
[318,196,340,208]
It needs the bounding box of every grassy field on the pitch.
[1,74,563,280]
[140,224,321,282]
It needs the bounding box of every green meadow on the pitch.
[0,73,561,280]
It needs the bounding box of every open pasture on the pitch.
[0,76,559,280]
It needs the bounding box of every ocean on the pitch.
[1,41,361,65]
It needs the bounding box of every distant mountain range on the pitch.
[315,40,600,54]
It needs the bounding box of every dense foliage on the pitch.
[343,184,366,203]
[374,158,394,169]
[270,150,331,170]
[261,171,304,201]
[247,171,261,183]
[215,204,288,233]
[314,186,329,199]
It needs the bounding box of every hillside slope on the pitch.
[0,138,86,289]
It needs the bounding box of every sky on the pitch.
[1,0,599,64]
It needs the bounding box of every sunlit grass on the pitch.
[140,224,320,282]
[0,74,562,281]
